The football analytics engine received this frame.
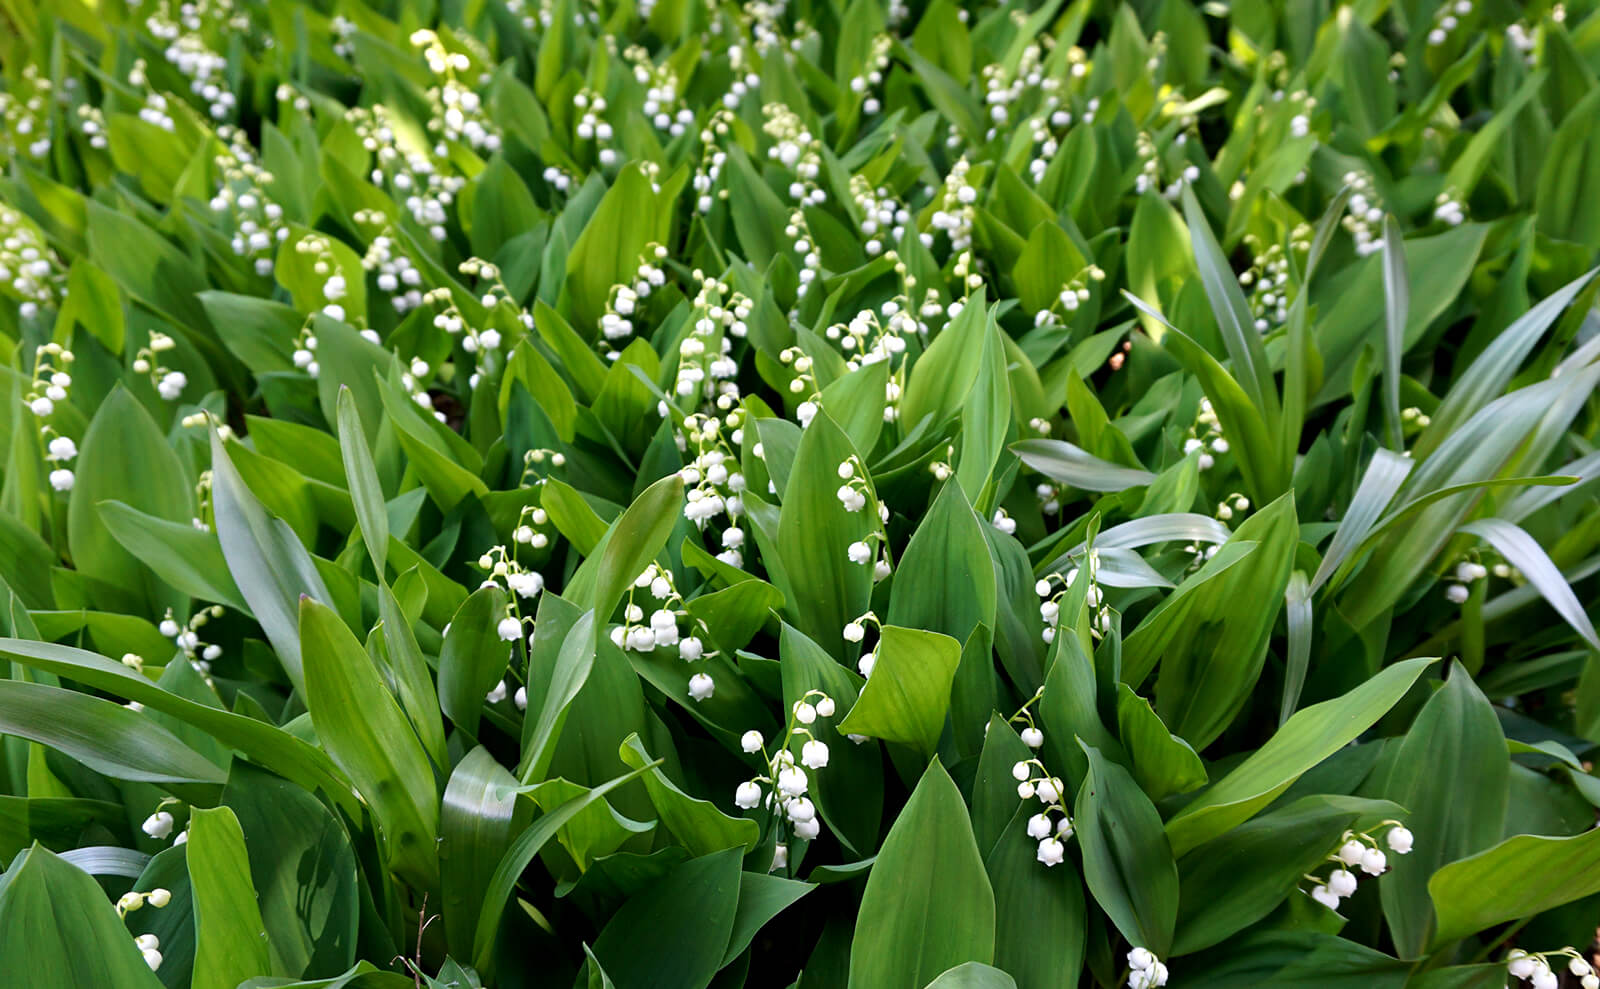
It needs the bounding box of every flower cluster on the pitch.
[1307,822,1414,911]
[116,884,175,969]
[1036,554,1108,644]
[1238,229,1309,332]
[1010,748,1074,866]
[1425,0,1474,47]
[679,418,749,562]
[1182,398,1227,471]
[1340,172,1386,257]
[1505,947,1598,989]
[2,207,65,320]
[762,104,826,207]
[160,605,226,677]
[1126,948,1170,989]
[132,332,189,401]
[732,689,836,869]
[926,158,979,252]
[25,344,77,492]
[611,564,716,697]
[1432,188,1467,227]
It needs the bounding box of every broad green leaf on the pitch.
[1075,742,1179,956]
[1379,665,1508,957]
[1428,826,1600,944]
[837,625,963,757]
[521,607,596,784]
[900,289,988,432]
[1165,657,1436,856]
[619,733,758,855]
[923,963,1019,989]
[472,762,659,971]
[336,387,388,576]
[985,803,1086,989]
[1173,796,1403,955]
[1116,685,1207,801]
[0,846,165,988]
[588,847,742,989]
[299,598,439,891]
[221,763,359,980]
[437,585,512,740]
[588,473,685,642]
[188,806,274,989]
[1012,439,1155,493]
[440,748,526,961]
[68,386,191,619]
[0,638,352,812]
[0,679,225,786]
[1459,518,1600,650]
[849,759,996,989]
[775,411,874,658]
[211,432,332,697]
[779,622,882,855]
[96,501,248,613]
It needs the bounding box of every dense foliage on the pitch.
[1,0,1599,986]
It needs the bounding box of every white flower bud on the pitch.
[1035,837,1065,866]
[801,739,829,769]
[741,730,764,753]
[1327,868,1357,897]
[1386,826,1413,854]
[1027,813,1052,839]
[734,781,763,808]
[146,887,171,908]
[1020,727,1044,748]
[496,616,522,641]
[142,811,175,839]
[687,672,715,701]
[1359,847,1387,875]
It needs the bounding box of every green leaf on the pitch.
[1379,664,1508,957]
[68,386,191,619]
[849,759,995,989]
[471,762,658,971]
[440,748,526,961]
[1428,826,1600,944]
[188,806,274,989]
[619,733,758,856]
[588,472,684,639]
[836,625,963,757]
[221,763,359,980]
[775,411,874,658]
[588,848,742,989]
[1173,796,1403,955]
[298,598,439,891]
[1075,742,1179,957]
[0,846,165,988]
[923,963,1019,989]
[211,432,332,697]
[337,388,388,576]
[985,803,1086,989]
[1379,217,1407,451]
[0,679,225,786]
[520,604,596,783]
[1459,518,1600,650]
[722,871,814,966]
[779,622,882,855]
[900,289,987,432]
[1012,440,1155,493]
[1164,657,1436,856]
[0,638,353,813]
[1116,685,1208,802]
[1180,186,1279,427]
[437,585,511,740]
